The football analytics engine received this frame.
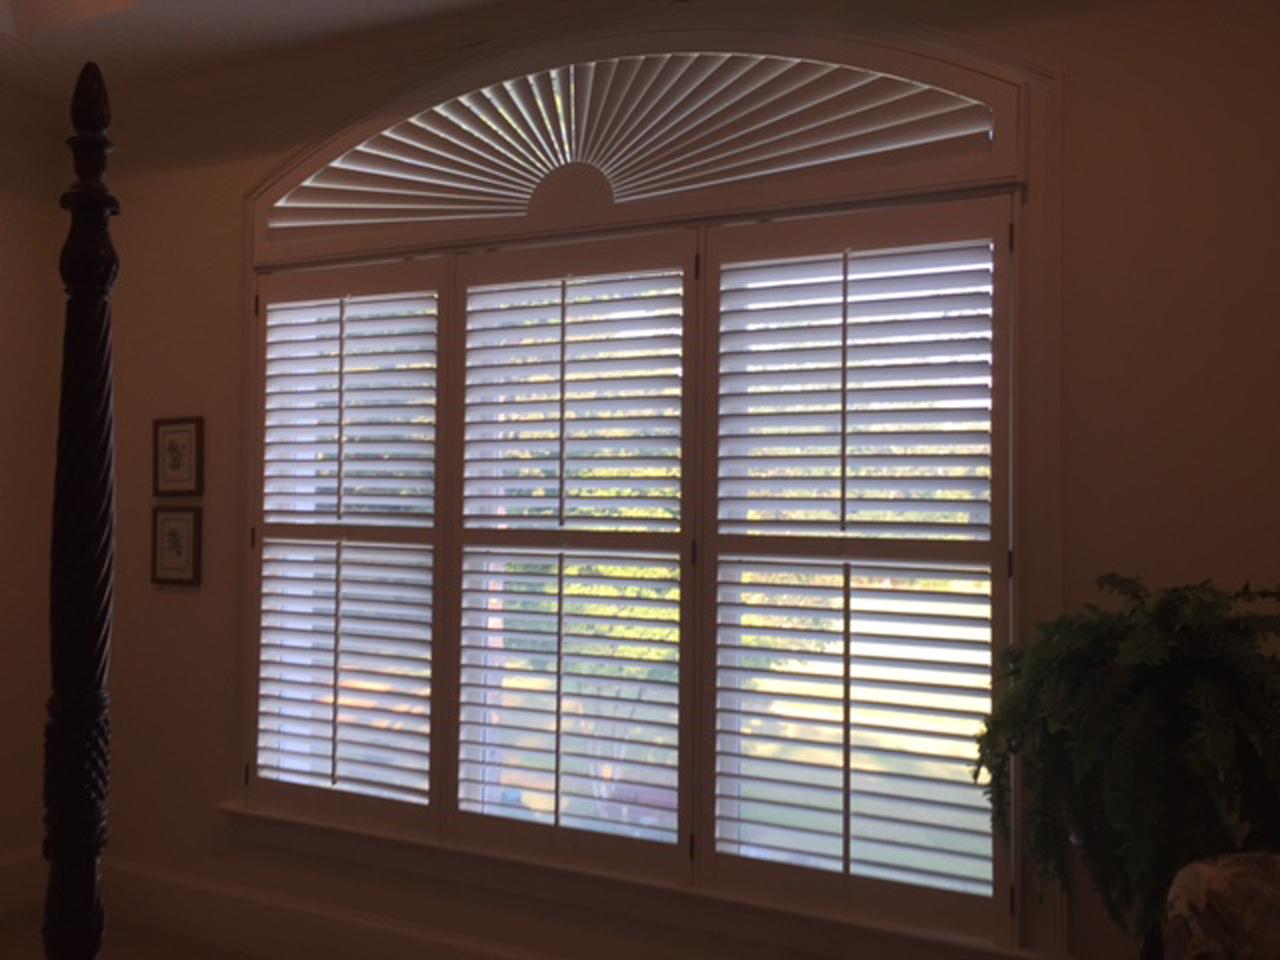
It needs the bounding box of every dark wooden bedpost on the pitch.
[43,62,119,960]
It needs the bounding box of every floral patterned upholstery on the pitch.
[1163,853,1280,959]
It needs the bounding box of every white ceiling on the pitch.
[0,0,487,100]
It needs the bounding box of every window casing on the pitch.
[249,196,1011,938]
[240,35,1042,951]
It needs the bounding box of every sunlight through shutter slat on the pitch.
[715,556,993,895]
[717,242,994,540]
[464,270,682,532]
[459,548,680,843]
[258,540,433,804]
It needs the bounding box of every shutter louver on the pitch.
[258,539,338,790]
[271,54,996,231]
[715,557,993,895]
[465,281,563,529]
[264,301,340,520]
[342,294,438,521]
[465,270,682,532]
[718,242,993,540]
[257,539,433,804]
[459,548,680,843]
[265,292,437,526]
[716,557,847,872]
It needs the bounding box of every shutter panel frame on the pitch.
[263,290,439,528]
[256,538,434,806]
[446,233,698,879]
[716,241,995,542]
[697,197,1011,937]
[252,259,447,828]
[462,268,684,534]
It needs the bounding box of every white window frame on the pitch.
[243,196,1014,935]
[233,35,1063,955]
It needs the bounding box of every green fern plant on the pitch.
[975,575,1280,940]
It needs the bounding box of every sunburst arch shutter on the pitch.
[271,53,997,231]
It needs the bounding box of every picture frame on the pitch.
[153,416,204,496]
[151,507,202,586]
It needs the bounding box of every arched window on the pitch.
[246,44,1029,942]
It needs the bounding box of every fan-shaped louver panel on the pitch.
[464,269,682,531]
[715,556,992,894]
[264,293,437,526]
[718,241,993,539]
[271,54,993,230]
[257,539,433,804]
[459,548,680,843]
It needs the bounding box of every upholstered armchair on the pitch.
[1162,853,1280,958]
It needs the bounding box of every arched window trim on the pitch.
[248,31,1026,269]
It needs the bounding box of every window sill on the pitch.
[217,798,1037,960]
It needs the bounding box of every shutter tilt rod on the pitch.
[44,62,119,960]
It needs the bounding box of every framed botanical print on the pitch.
[153,417,204,496]
[151,507,202,585]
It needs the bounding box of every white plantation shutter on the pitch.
[264,292,437,525]
[464,269,682,532]
[718,242,993,539]
[453,242,691,855]
[270,53,1001,233]
[250,199,1008,931]
[711,212,1005,908]
[256,284,438,806]
[458,548,680,842]
[257,539,433,803]
[715,557,993,894]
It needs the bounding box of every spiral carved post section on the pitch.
[44,62,119,960]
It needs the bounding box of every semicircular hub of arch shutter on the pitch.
[271,53,995,232]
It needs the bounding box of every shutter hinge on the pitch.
[250,526,257,548]
[694,253,701,279]
[243,762,250,787]
[254,293,260,315]
[1008,549,1014,579]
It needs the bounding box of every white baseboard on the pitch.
[28,852,1059,960]
[102,852,1052,960]
[104,858,537,960]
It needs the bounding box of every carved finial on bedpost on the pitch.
[60,61,119,299]
[44,60,119,960]
[71,62,110,134]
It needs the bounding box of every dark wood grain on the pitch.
[43,61,119,960]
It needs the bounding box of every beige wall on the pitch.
[979,0,1280,597]
[5,0,1278,956]
[0,88,63,892]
